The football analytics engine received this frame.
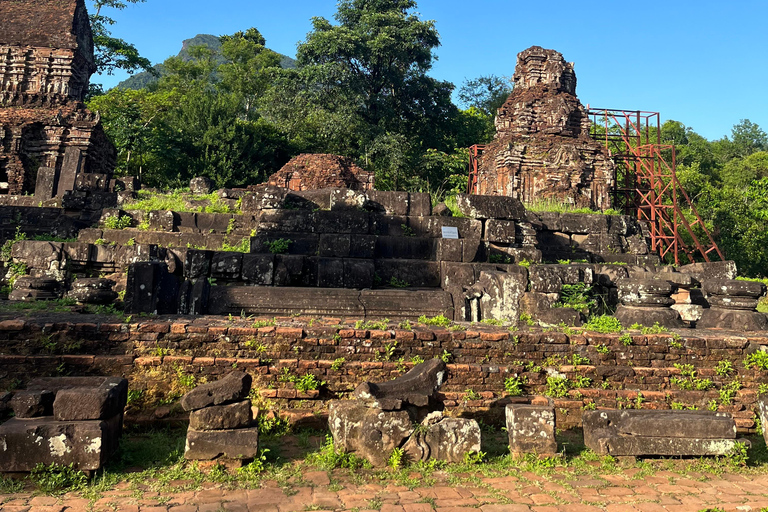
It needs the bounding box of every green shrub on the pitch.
[544,376,570,398]
[744,351,768,371]
[104,215,132,230]
[504,376,526,396]
[418,314,452,327]
[583,315,622,333]
[266,238,291,254]
[555,283,596,313]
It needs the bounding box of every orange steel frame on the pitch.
[586,108,724,265]
[467,144,485,194]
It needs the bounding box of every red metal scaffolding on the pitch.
[586,108,724,265]
[467,144,485,194]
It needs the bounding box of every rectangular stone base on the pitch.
[586,432,750,457]
[0,414,122,472]
[506,404,557,456]
[184,427,259,461]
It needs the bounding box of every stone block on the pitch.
[328,401,413,467]
[148,210,174,231]
[319,234,351,257]
[329,188,368,211]
[702,279,767,298]
[455,194,525,220]
[273,255,317,287]
[485,219,516,243]
[258,209,315,233]
[614,306,683,329]
[207,286,365,317]
[35,166,57,200]
[185,250,213,279]
[124,262,179,315]
[697,309,768,331]
[68,278,117,304]
[251,233,318,256]
[315,210,370,234]
[375,236,434,260]
[189,176,213,195]
[374,259,440,288]
[241,254,274,285]
[10,390,55,418]
[408,192,432,216]
[285,189,332,210]
[211,252,243,279]
[402,414,482,463]
[678,261,738,281]
[462,239,485,262]
[758,396,768,448]
[436,239,462,262]
[189,400,253,430]
[180,372,252,412]
[11,240,62,270]
[506,404,557,456]
[185,427,260,460]
[349,235,376,259]
[241,186,288,211]
[343,258,375,289]
[0,414,122,472]
[318,257,345,288]
[360,289,454,321]
[366,190,409,216]
[583,409,744,457]
[51,377,128,421]
[477,270,527,323]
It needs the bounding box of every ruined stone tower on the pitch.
[0,0,115,197]
[475,46,614,210]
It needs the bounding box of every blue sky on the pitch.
[92,0,768,141]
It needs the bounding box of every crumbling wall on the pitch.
[264,154,375,191]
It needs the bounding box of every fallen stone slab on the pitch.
[506,403,557,457]
[184,427,260,460]
[583,409,746,457]
[402,412,482,463]
[328,401,413,467]
[352,358,446,418]
[0,414,122,472]
[180,371,252,412]
[189,400,253,430]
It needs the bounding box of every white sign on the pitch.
[441,226,460,239]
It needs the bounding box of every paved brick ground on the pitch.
[3,469,768,512]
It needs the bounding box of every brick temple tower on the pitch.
[0,0,115,198]
[473,46,614,210]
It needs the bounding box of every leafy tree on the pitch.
[88,0,153,76]
[262,0,484,191]
[458,74,512,116]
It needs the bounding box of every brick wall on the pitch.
[0,315,765,431]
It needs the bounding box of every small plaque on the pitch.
[441,226,459,239]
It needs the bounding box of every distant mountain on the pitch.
[116,34,297,90]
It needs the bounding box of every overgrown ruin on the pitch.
[474,46,615,210]
[0,0,115,199]
[0,25,766,476]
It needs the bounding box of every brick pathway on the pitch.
[3,469,768,512]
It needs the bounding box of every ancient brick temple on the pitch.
[475,46,614,210]
[0,0,115,197]
[266,153,375,191]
